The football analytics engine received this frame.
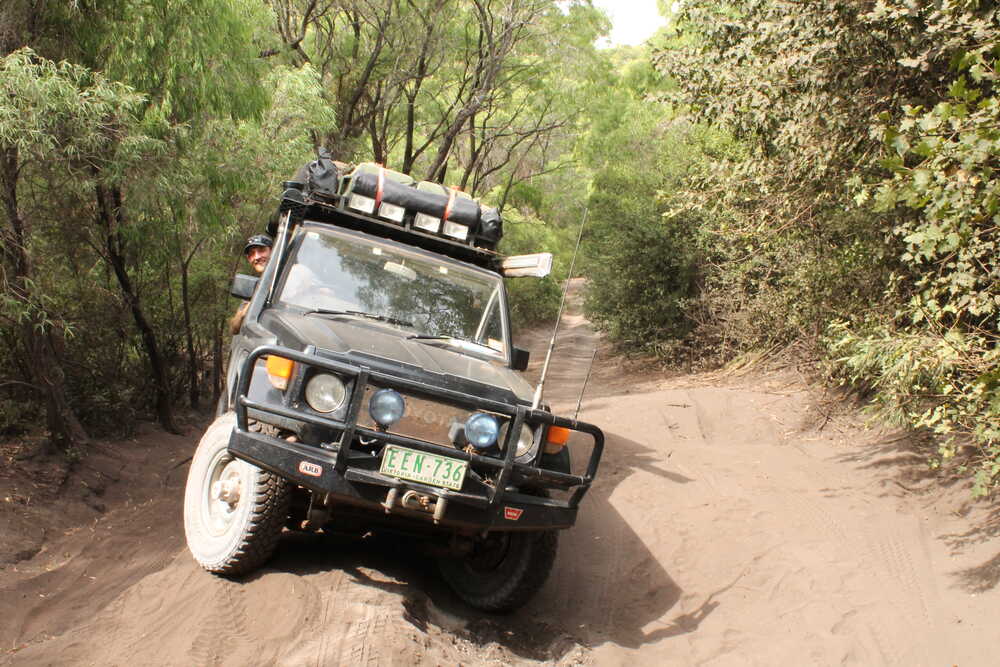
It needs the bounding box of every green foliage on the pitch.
[619,0,1000,493]
[576,45,705,355]
[825,319,1000,496]
[652,2,933,352]
[0,48,152,160]
[86,0,272,123]
[583,152,699,352]
[871,79,1000,332]
[268,0,609,196]
[831,39,1000,494]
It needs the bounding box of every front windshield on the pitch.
[275,226,506,355]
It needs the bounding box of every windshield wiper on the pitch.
[305,309,413,328]
[407,333,498,352]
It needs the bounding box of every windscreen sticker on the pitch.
[504,507,523,521]
[299,461,323,477]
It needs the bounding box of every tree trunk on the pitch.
[180,253,199,410]
[211,320,223,409]
[26,324,89,448]
[0,146,88,448]
[95,183,180,434]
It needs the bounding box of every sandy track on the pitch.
[4,287,1000,665]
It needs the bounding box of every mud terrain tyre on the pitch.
[438,530,558,613]
[183,413,290,576]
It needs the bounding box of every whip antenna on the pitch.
[532,207,588,410]
[574,348,598,420]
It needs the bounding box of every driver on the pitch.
[244,234,272,274]
[229,234,273,334]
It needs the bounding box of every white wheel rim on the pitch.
[202,450,245,537]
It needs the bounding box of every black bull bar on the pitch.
[228,345,604,531]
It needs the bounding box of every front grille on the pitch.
[357,387,486,449]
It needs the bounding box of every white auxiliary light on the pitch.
[349,193,376,214]
[379,202,405,223]
[442,220,469,241]
[413,212,440,233]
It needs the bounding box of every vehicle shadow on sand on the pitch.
[250,428,703,662]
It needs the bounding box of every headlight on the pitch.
[305,373,347,413]
[499,422,536,458]
[464,413,499,449]
[369,388,405,427]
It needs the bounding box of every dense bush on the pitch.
[576,50,704,354]
[830,42,1000,494]
[649,0,1000,492]
[584,160,698,351]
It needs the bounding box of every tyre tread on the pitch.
[207,471,290,576]
[440,530,558,613]
[189,417,290,576]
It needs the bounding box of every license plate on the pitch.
[379,445,467,491]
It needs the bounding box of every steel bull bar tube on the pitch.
[231,345,604,516]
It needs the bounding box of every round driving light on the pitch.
[305,373,346,413]
[464,413,499,449]
[369,388,405,427]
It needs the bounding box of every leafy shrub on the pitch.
[584,160,698,350]
[831,47,1000,495]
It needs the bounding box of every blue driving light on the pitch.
[369,388,405,427]
[464,413,499,449]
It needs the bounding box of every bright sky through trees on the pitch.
[592,0,667,47]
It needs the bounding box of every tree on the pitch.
[650,0,957,348]
[61,0,273,432]
[0,49,153,448]
[265,0,606,195]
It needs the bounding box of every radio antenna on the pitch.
[532,207,588,410]
[574,348,598,420]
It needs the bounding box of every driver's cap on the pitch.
[243,234,273,255]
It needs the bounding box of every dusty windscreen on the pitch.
[276,228,505,353]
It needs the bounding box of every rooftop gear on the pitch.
[283,156,504,266]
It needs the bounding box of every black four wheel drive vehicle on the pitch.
[183,156,604,612]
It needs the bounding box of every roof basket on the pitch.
[278,155,504,269]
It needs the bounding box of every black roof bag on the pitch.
[351,172,480,228]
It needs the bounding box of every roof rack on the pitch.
[275,158,503,271]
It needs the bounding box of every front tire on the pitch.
[438,530,558,613]
[183,413,290,576]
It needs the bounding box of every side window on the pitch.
[479,297,504,352]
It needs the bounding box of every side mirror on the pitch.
[511,346,530,371]
[230,274,259,300]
